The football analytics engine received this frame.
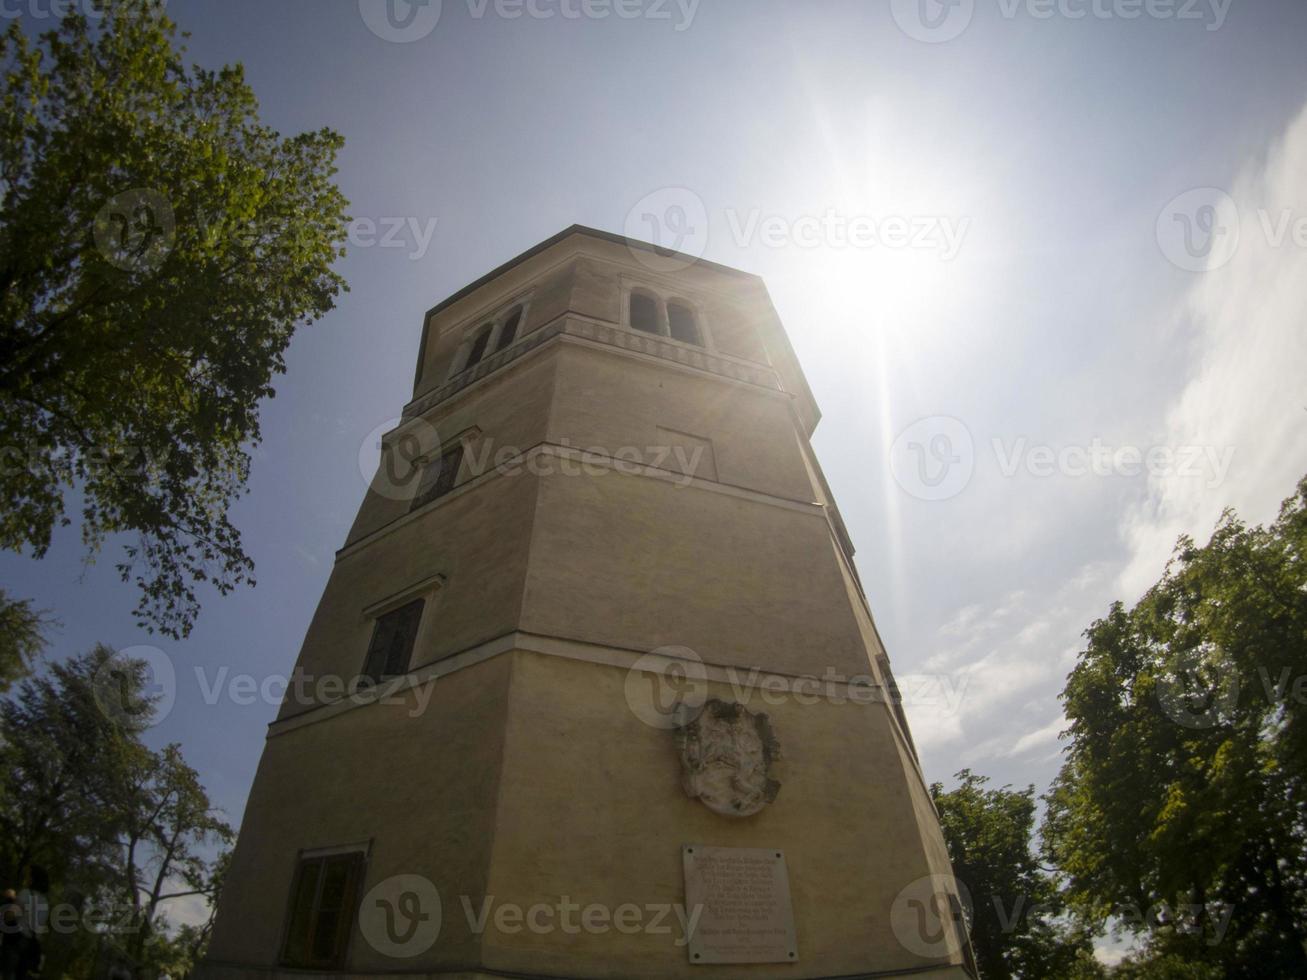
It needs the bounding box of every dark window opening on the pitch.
[496,308,522,351]
[667,302,701,346]
[630,292,659,334]
[464,324,493,371]
[281,851,364,970]
[411,443,464,512]
[361,597,425,683]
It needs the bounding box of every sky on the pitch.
[4,0,1307,947]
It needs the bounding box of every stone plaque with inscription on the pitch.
[681,844,798,965]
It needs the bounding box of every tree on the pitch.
[108,743,233,962]
[0,646,232,977]
[931,770,1098,979]
[0,644,137,890]
[0,587,50,689]
[0,0,349,638]
[1043,476,1307,978]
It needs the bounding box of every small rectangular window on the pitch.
[630,292,659,334]
[360,598,425,683]
[496,308,522,351]
[667,302,701,346]
[281,851,364,970]
[411,443,464,512]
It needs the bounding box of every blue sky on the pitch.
[5,0,1307,945]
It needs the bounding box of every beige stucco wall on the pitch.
[481,650,966,980]
[202,229,970,979]
[208,655,514,972]
[521,463,871,679]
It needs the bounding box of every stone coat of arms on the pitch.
[675,699,781,817]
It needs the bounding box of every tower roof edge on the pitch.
[421,224,761,322]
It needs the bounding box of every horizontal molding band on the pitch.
[336,441,826,563]
[265,629,892,740]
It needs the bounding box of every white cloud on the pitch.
[1118,104,1307,600]
[910,101,1307,792]
[1005,716,1065,759]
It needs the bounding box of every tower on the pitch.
[201,227,973,979]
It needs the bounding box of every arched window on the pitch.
[464,323,493,371]
[495,307,522,352]
[630,292,659,334]
[667,301,701,346]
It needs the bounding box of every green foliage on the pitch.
[1043,476,1307,978]
[1109,950,1223,979]
[931,769,1096,979]
[0,645,232,978]
[0,587,50,689]
[0,0,349,637]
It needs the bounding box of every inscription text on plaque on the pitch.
[681,844,798,965]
